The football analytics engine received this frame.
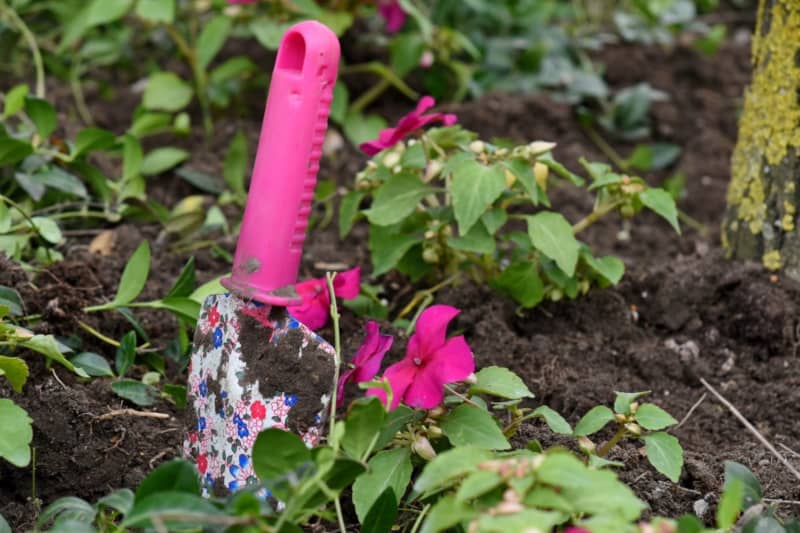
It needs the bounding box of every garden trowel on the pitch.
[184,21,340,495]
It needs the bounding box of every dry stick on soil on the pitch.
[699,378,800,482]
[676,392,707,429]
[95,408,171,421]
[778,442,800,460]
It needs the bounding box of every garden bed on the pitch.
[2,12,799,531]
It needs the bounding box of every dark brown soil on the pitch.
[3,7,799,531]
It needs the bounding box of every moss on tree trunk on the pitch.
[722,0,800,279]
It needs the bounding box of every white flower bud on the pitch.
[469,140,485,154]
[412,436,437,460]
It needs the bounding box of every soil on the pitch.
[3,5,800,531]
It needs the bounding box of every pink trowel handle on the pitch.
[221,21,340,306]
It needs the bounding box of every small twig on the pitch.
[763,498,800,506]
[50,368,67,390]
[443,384,481,408]
[676,392,707,429]
[700,378,800,482]
[95,408,170,421]
[778,442,800,460]
[149,450,170,469]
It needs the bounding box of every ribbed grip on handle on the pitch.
[221,21,340,306]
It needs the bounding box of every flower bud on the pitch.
[464,372,478,384]
[534,162,549,190]
[625,422,642,436]
[620,204,635,218]
[528,141,556,155]
[496,148,509,157]
[428,405,446,418]
[427,425,443,438]
[419,50,434,69]
[493,501,524,515]
[629,401,640,414]
[424,159,442,181]
[422,247,440,264]
[577,436,596,455]
[614,413,628,423]
[383,150,401,168]
[549,288,563,302]
[440,224,453,237]
[412,436,437,460]
[424,230,437,240]
[469,140,485,154]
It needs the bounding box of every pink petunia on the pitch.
[378,0,406,33]
[359,96,457,156]
[287,267,360,330]
[368,305,474,410]
[337,321,393,407]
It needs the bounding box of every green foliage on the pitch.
[344,127,679,315]
[0,398,32,467]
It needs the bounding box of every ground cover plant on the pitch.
[1,0,799,532]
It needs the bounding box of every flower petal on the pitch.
[333,267,361,299]
[367,359,416,410]
[353,331,392,384]
[287,279,330,330]
[428,335,475,384]
[336,368,356,408]
[412,304,460,356]
[402,363,446,410]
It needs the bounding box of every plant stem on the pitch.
[597,425,627,457]
[443,384,481,408]
[69,60,93,125]
[581,121,628,171]
[77,320,120,347]
[350,78,391,114]
[0,1,45,98]
[409,503,431,533]
[396,274,460,321]
[571,200,623,234]
[325,272,347,533]
[165,24,212,136]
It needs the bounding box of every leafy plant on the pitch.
[342,122,680,319]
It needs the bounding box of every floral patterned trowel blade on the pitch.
[184,21,340,495]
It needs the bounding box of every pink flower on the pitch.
[337,321,393,407]
[368,305,474,410]
[378,0,406,33]
[359,96,457,156]
[287,267,361,330]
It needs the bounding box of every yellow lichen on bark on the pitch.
[724,0,800,237]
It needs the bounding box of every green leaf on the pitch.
[143,72,193,112]
[0,138,33,167]
[128,112,172,138]
[167,257,196,298]
[115,331,137,377]
[640,188,681,234]
[122,134,143,182]
[642,431,683,482]
[440,404,511,450]
[97,489,134,515]
[527,212,580,276]
[252,428,311,481]
[190,276,224,304]
[573,405,615,436]
[176,167,224,194]
[491,261,545,308]
[504,158,539,203]
[413,446,492,495]
[743,516,785,533]
[724,461,762,509]
[145,297,201,323]
[614,391,651,414]
[70,352,113,377]
[123,492,220,529]
[716,477,742,529]
[450,159,507,235]
[448,221,495,255]
[0,356,29,393]
[676,514,704,533]
[352,448,412,523]
[625,143,681,171]
[196,15,232,71]
[141,147,188,176]
[389,33,424,76]
[530,405,572,435]
[112,380,158,406]
[455,470,502,503]
[223,131,248,196]
[339,190,364,238]
[635,403,678,431]
[343,111,386,146]
[470,366,534,400]
[136,459,201,500]
[31,168,89,198]
[368,224,423,276]
[110,240,151,307]
[342,397,386,461]
[583,253,625,285]
[25,97,57,139]
[0,399,33,467]
[134,0,174,23]
[330,82,348,123]
[0,203,10,234]
[36,496,96,529]
[249,17,293,50]
[0,286,23,316]
[20,334,87,377]
[87,0,133,26]
[475,510,563,533]
[361,489,398,533]
[30,217,62,244]
[3,84,28,118]
[375,406,423,450]
[481,208,508,235]
[363,172,435,226]
[163,384,186,409]
[420,494,472,533]
[0,512,11,533]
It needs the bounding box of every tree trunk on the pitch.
[722,0,800,279]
